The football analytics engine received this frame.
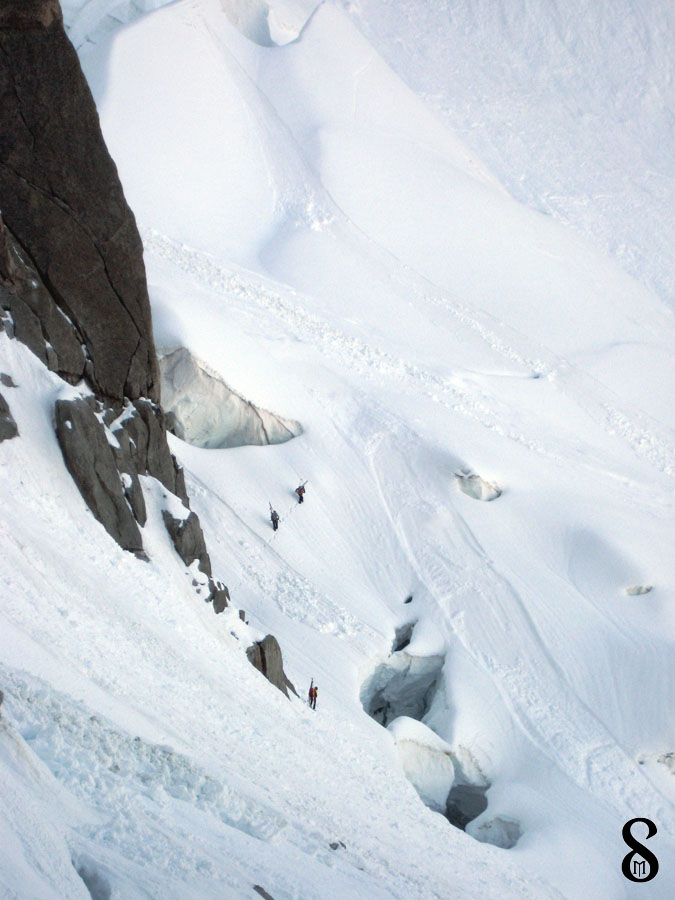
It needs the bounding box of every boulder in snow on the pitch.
[246,635,296,698]
[162,509,212,577]
[212,583,231,615]
[657,751,674,773]
[625,584,653,596]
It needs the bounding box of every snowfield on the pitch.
[1,1,674,898]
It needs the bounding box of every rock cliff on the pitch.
[0,0,226,610]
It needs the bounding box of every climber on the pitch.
[295,481,307,503]
[270,505,280,531]
[308,679,315,707]
[311,685,318,710]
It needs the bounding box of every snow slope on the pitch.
[2,1,674,898]
[337,0,675,307]
[64,0,675,305]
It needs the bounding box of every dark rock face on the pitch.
[0,391,19,442]
[162,510,211,576]
[247,635,296,698]
[52,393,229,608]
[0,216,86,382]
[0,6,159,402]
[114,399,188,504]
[212,583,230,615]
[108,398,189,528]
[54,396,227,605]
[54,397,143,553]
[253,887,276,900]
[2,2,231,614]
[0,2,62,30]
[159,506,227,609]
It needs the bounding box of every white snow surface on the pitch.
[336,0,675,307]
[1,1,674,898]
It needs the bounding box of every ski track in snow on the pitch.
[367,430,675,837]
[142,228,674,480]
[186,468,366,640]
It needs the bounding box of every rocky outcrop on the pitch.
[54,397,144,554]
[0,3,158,402]
[0,3,229,601]
[109,398,189,528]
[246,635,296,698]
[0,391,19,442]
[161,509,211,575]
[54,394,229,608]
[112,399,187,501]
[1,3,238,626]
[212,583,230,614]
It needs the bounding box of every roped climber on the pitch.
[295,481,307,503]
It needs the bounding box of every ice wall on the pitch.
[159,347,302,449]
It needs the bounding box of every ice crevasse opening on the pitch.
[360,621,521,849]
[159,347,302,449]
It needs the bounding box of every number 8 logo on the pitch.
[622,818,659,883]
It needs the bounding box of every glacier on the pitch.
[1,2,673,899]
